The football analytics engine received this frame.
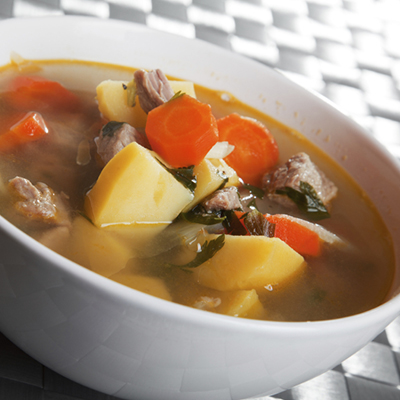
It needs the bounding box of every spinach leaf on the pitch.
[165,234,225,270]
[101,121,125,137]
[276,181,330,220]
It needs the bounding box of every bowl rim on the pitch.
[0,15,400,336]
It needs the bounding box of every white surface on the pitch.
[0,16,400,400]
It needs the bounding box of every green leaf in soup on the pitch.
[169,90,185,101]
[276,181,330,220]
[101,121,125,137]
[180,208,226,225]
[165,234,225,270]
[215,169,229,191]
[242,183,265,199]
[246,198,258,211]
[158,161,197,194]
[222,210,248,236]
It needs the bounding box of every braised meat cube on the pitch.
[134,69,174,113]
[95,122,149,164]
[8,176,71,227]
[201,186,241,212]
[262,152,338,208]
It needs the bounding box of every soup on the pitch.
[0,59,394,322]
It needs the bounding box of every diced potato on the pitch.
[193,235,305,291]
[183,158,240,212]
[96,79,195,129]
[111,272,172,301]
[103,222,167,257]
[169,81,197,98]
[208,158,240,187]
[68,216,133,277]
[85,142,194,227]
[38,226,71,255]
[183,159,229,212]
[96,79,147,127]
[216,289,266,319]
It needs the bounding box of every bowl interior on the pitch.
[1,16,400,310]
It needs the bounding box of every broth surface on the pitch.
[0,60,395,322]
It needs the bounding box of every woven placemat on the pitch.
[1,1,400,399]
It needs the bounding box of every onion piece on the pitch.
[205,141,234,159]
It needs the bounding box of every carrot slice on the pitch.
[217,113,279,186]
[145,94,218,168]
[0,111,48,152]
[7,75,81,113]
[265,214,321,257]
[231,211,320,256]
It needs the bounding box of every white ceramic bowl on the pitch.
[1,16,400,400]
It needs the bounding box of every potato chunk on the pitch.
[96,79,195,129]
[96,80,147,127]
[183,158,240,212]
[193,235,305,291]
[169,81,196,98]
[110,272,172,301]
[68,216,133,277]
[208,158,240,187]
[183,159,228,212]
[216,289,266,319]
[85,142,194,227]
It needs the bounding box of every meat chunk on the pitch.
[262,152,338,208]
[8,177,71,227]
[95,122,149,164]
[202,186,241,212]
[134,69,174,113]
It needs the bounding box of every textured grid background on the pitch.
[1,0,400,399]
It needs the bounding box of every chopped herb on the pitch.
[158,160,197,193]
[246,198,258,210]
[222,210,248,235]
[169,90,184,101]
[242,183,265,199]
[165,234,225,270]
[180,208,226,225]
[276,181,330,220]
[215,169,229,191]
[101,121,125,138]
[123,79,137,107]
[244,209,275,237]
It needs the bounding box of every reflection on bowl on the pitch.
[0,16,400,400]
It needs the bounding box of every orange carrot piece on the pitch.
[0,111,48,152]
[145,94,219,168]
[265,214,321,257]
[7,75,81,113]
[217,113,279,186]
